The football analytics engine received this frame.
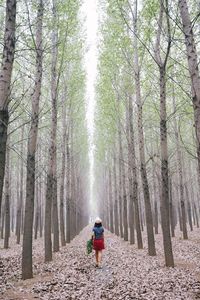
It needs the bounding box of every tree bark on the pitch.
[109,167,114,233]
[159,65,174,267]
[60,94,67,247]
[38,143,42,238]
[34,165,39,240]
[128,97,143,248]
[118,137,124,238]
[0,0,16,219]
[126,102,135,245]
[51,0,59,253]
[4,140,10,249]
[118,125,128,241]
[154,0,174,267]
[22,0,43,279]
[16,126,24,244]
[1,201,5,239]
[152,159,159,234]
[70,123,76,240]
[184,183,193,231]
[173,94,188,239]
[189,162,199,227]
[45,0,59,259]
[66,133,71,243]
[104,169,109,230]
[113,151,119,236]
[178,0,200,185]
[178,197,183,232]
[169,177,175,237]
[132,1,155,254]
[39,178,43,238]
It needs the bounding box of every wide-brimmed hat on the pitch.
[95,217,102,224]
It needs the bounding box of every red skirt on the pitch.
[93,239,105,251]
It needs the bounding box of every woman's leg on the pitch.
[98,250,102,265]
[95,250,98,265]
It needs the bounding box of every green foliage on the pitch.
[3,0,88,181]
[95,1,135,163]
[95,0,197,180]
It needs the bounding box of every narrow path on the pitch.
[1,227,200,299]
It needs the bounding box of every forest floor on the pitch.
[1,227,200,300]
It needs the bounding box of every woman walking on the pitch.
[92,217,105,268]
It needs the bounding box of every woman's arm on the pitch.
[91,228,95,240]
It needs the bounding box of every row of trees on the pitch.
[0,0,89,280]
[95,0,200,267]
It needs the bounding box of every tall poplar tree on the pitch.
[22,0,44,279]
[0,0,16,218]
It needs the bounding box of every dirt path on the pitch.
[1,227,200,299]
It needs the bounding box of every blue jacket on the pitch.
[93,226,104,240]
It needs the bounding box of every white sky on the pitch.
[81,0,99,216]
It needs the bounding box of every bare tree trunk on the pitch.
[0,0,16,219]
[10,172,14,233]
[1,201,5,239]
[45,0,59,259]
[159,65,174,267]
[126,103,135,245]
[60,95,67,247]
[104,169,109,230]
[192,201,196,227]
[194,202,199,228]
[15,162,20,239]
[4,141,10,249]
[38,181,42,238]
[21,172,25,234]
[109,167,114,233]
[70,123,76,240]
[34,197,39,240]
[178,198,183,232]
[53,178,59,251]
[51,1,59,253]
[152,160,159,234]
[66,135,71,243]
[34,170,39,240]
[173,95,188,239]
[34,144,40,240]
[184,184,193,231]
[113,151,119,236]
[16,127,24,244]
[169,177,175,237]
[22,0,43,279]
[75,175,80,234]
[139,195,144,232]
[132,0,155,256]
[38,144,43,238]
[45,168,54,260]
[189,161,199,227]
[118,137,123,238]
[155,0,174,267]
[60,89,69,246]
[178,0,200,184]
[103,181,108,229]
[128,97,143,248]
[119,126,128,241]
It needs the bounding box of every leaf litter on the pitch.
[1,227,200,299]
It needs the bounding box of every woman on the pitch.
[92,217,105,268]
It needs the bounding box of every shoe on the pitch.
[98,265,102,269]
